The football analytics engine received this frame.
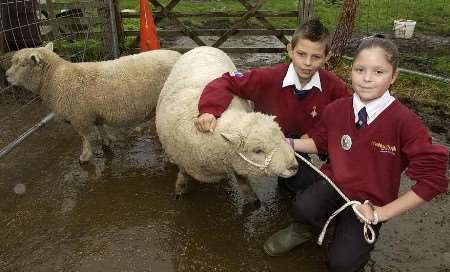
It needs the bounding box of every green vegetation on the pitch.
[119,0,449,36]
[118,0,449,76]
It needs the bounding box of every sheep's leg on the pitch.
[235,175,261,209]
[79,134,93,163]
[175,170,190,199]
[97,125,116,148]
[73,124,93,163]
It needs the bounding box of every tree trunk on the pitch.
[326,0,358,70]
[298,0,315,25]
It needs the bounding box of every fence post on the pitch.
[98,0,119,59]
[112,0,124,44]
[298,0,314,24]
[107,0,120,58]
[46,0,59,39]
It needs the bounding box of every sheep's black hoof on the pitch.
[79,159,90,165]
[174,193,182,200]
[79,161,96,173]
[242,198,261,213]
[102,145,114,159]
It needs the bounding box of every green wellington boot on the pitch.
[263,223,313,256]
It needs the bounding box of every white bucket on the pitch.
[393,19,416,39]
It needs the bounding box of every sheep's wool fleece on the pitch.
[13,48,181,127]
[156,46,254,182]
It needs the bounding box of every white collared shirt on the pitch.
[282,63,322,92]
[353,90,395,125]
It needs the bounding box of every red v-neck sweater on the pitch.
[309,97,449,205]
[198,64,350,137]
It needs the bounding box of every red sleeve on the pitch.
[401,113,449,201]
[320,69,352,101]
[331,77,352,100]
[198,68,272,117]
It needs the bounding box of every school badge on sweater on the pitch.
[341,134,352,150]
[310,106,318,118]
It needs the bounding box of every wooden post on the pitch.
[112,0,124,44]
[107,0,120,58]
[0,32,5,54]
[46,0,59,39]
[298,0,314,25]
[97,0,118,59]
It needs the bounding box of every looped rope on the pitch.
[294,152,376,245]
[237,146,280,172]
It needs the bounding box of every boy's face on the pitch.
[351,47,398,103]
[287,38,328,84]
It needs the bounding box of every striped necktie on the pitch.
[356,107,368,129]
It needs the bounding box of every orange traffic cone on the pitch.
[139,0,160,51]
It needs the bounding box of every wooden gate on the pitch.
[122,0,307,53]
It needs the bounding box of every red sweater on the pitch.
[198,64,350,137]
[309,97,449,206]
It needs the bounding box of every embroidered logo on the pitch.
[371,141,397,155]
[229,71,243,77]
[310,106,318,118]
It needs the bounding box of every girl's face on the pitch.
[351,47,398,104]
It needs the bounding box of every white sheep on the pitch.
[155,46,298,205]
[6,43,181,163]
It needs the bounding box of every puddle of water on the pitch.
[0,105,326,271]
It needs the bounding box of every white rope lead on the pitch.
[237,147,279,172]
[294,152,376,245]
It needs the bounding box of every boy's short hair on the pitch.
[291,18,331,55]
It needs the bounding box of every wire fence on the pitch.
[0,0,113,151]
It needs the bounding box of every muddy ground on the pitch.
[0,101,448,272]
[1,37,449,271]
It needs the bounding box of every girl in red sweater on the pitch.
[264,36,449,272]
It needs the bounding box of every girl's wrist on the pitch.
[375,206,388,223]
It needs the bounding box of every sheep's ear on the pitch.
[45,42,54,51]
[220,131,243,147]
[30,54,41,65]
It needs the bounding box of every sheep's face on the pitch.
[221,113,298,178]
[5,43,54,94]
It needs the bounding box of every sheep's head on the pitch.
[5,42,55,94]
[221,112,298,178]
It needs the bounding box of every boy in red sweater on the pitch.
[264,36,449,271]
[195,18,350,196]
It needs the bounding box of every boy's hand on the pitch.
[195,113,217,133]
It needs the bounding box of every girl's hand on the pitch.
[355,202,374,224]
[355,201,382,225]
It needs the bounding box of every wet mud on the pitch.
[1,101,448,272]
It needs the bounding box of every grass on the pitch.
[119,0,450,36]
